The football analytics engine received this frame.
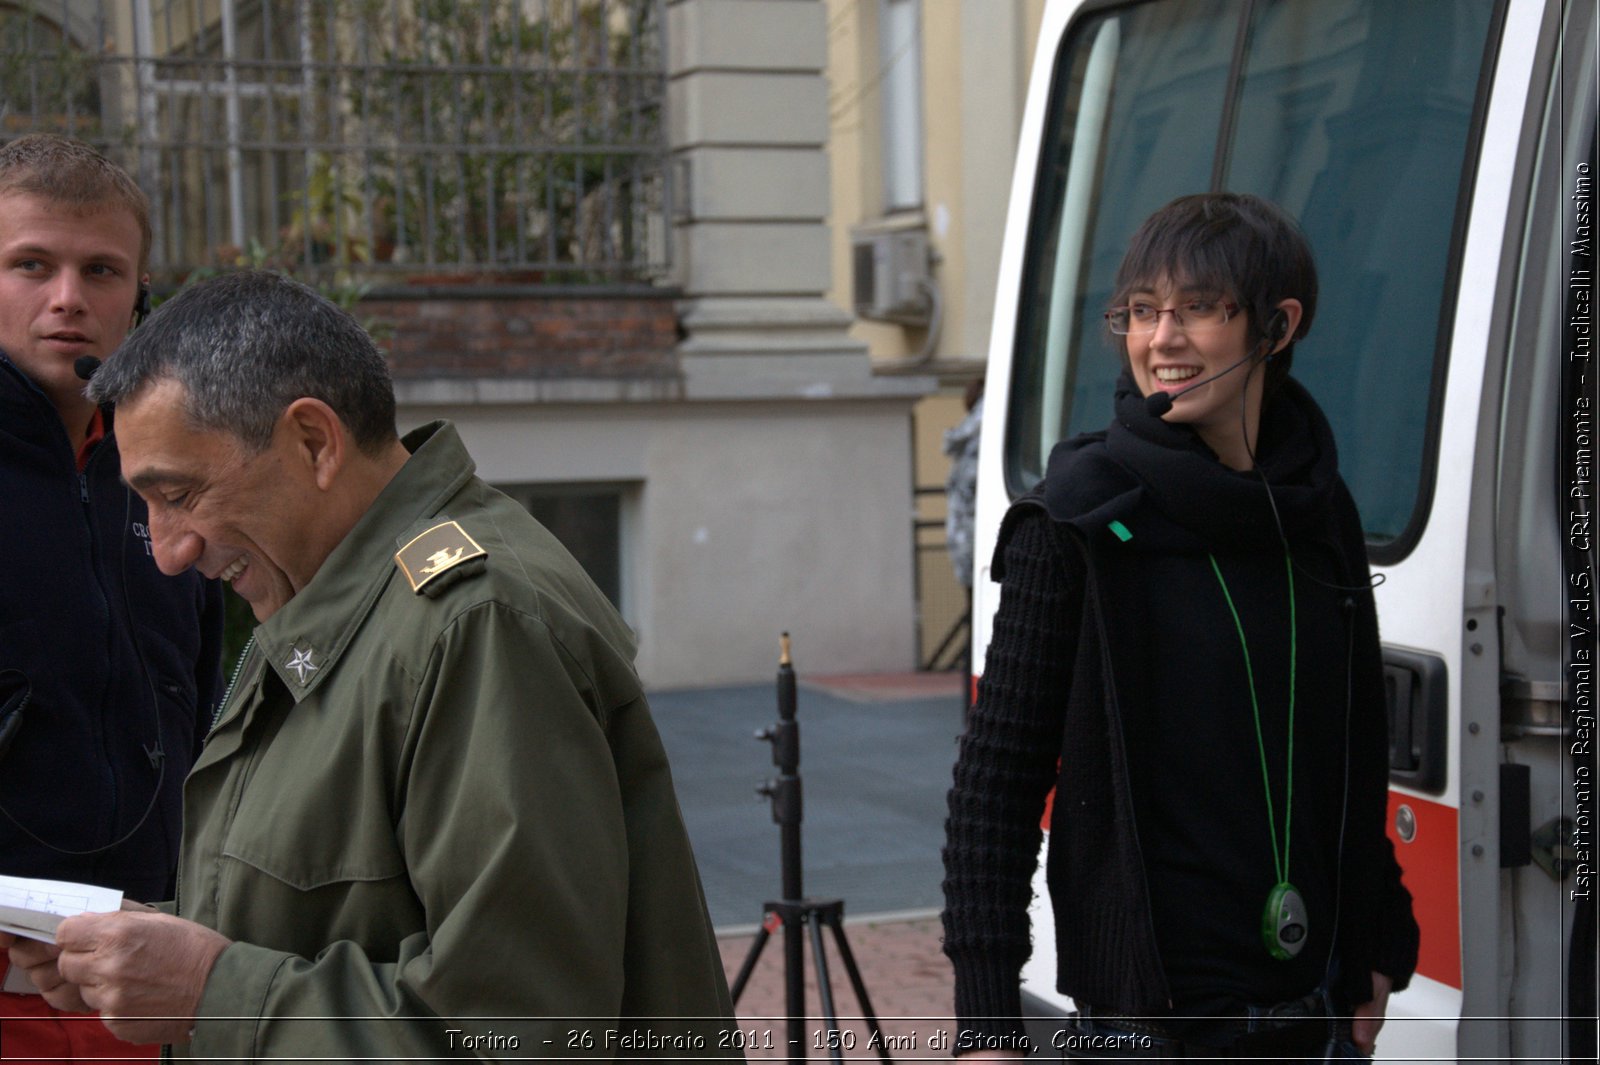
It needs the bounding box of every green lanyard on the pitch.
[1208,551,1308,960]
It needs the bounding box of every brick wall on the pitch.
[367,292,682,381]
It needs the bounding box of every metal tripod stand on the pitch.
[728,634,892,1062]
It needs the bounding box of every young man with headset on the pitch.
[942,193,1418,1061]
[0,134,224,1062]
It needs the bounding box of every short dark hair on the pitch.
[0,133,152,273]
[88,271,397,455]
[1111,192,1318,395]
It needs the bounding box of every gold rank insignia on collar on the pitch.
[395,520,487,594]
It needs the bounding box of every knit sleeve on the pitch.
[942,507,1083,1053]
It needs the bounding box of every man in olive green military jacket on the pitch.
[1,271,737,1060]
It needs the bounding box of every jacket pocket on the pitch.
[0,623,46,768]
[221,778,406,891]
[134,622,199,759]
[217,777,420,961]
[0,666,28,764]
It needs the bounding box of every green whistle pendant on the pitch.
[1262,881,1308,960]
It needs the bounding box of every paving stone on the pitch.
[718,914,957,1061]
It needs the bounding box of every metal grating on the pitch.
[1,0,670,286]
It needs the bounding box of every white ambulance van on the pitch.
[970,0,1596,1060]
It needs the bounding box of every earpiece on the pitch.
[134,283,152,324]
[1265,309,1289,344]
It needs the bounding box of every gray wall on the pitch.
[401,401,919,688]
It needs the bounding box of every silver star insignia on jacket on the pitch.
[286,647,319,685]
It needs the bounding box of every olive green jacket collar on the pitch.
[251,420,466,704]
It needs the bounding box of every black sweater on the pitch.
[941,376,1419,1048]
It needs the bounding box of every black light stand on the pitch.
[728,634,891,1062]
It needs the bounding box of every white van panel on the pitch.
[969,0,1078,647]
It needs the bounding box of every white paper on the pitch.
[0,873,122,945]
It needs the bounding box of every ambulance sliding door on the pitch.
[1469,1,1595,1059]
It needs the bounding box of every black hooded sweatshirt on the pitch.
[942,374,1418,1049]
[0,353,224,901]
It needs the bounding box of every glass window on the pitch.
[1005,0,1499,554]
[879,0,924,212]
[497,483,626,610]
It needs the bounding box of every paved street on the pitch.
[650,671,967,931]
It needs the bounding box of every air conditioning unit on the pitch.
[851,225,932,324]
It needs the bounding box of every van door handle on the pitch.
[1531,817,1577,881]
[1383,647,1448,793]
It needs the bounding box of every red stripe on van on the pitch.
[1387,792,1462,989]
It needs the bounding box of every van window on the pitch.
[1006,0,1499,555]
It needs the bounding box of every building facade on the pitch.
[824,0,1047,667]
[3,0,928,687]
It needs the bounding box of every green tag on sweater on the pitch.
[1108,520,1132,542]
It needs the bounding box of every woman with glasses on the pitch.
[942,193,1418,1062]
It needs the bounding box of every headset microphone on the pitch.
[74,355,103,381]
[1143,310,1290,418]
[1144,348,1260,417]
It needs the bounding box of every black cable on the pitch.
[1236,356,1385,595]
